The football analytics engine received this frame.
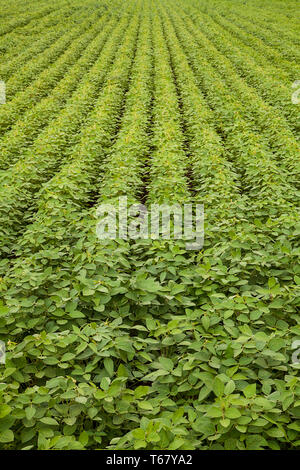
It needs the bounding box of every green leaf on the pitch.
[294,275,300,285]
[136,278,161,293]
[220,418,231,428]
[104,358,114,376]
[0,306,9,316]
[213,377,224,398]
[268,278,277,289]
[269,338,285,352]
[158,357,174,371]
[100,377,111,391]
[202,316,210,331]
[138,401,153,411]
[132,428,145,440]
[0,404,11,419]
[192,417,215,436]
[224,380,235,395]
[207,406,223,418]
[79,430,89,446]
[82,288,95,296]
[134,386,149,399]
[0,429,14,443]
[246,434,268,450]
[40,417,59,426]
[25,407,36,421]
[243,384,256,398]
[225,407,241,419]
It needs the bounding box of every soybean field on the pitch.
[0,0,299,451]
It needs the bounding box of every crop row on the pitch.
[159,2,298,299]
[0,2,143,335]
[115,3,299,450]
[159,4,241,212]
[177,2,300,181]
[147,8,190,205]
[167,4,300,203]
[0,9,135,261]
[217,7,300,60]
[179,2,299,139]
[0,11,117,171]
[185,1,298,81]
[98,7,153,206]
[0,7,101,127]
[222,0,299,36]
[0,4,88,82]
[0,1,74,38]
[194,0,299,58]
[235,10,299,44]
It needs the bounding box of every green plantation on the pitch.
[0,0,299,450]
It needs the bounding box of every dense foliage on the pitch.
[0,0,299,450]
